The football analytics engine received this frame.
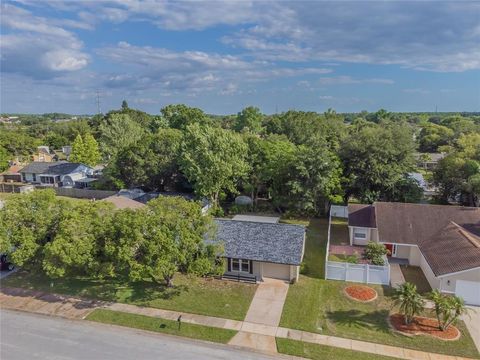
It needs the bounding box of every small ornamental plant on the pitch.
[364,241,389,265]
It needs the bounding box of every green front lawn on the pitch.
[280,216,480,359]
[2,271,256,321]
[87,309,236,344]
[277,338,401,360]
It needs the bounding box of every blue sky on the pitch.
[1,1,479,115]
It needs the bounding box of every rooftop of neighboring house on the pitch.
[102,195,146,210]
[212,218,306,266]
[1,164,22,175]
[347,202,480,276]
[415,152,446,163]
[20,161,91,175]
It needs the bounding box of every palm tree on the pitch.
[429,290,470,331]
[393,282,425,325]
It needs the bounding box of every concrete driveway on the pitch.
[463,306,480,353]
[229,278,289,353]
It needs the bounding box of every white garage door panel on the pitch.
[455,280,480,306]
[263,263,290,280]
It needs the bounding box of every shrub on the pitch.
[364,241,388,265]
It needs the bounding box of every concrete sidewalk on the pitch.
[1,286,477,360]
[390,263,406,288]
[229,278,289,353]
[0,287,103,320]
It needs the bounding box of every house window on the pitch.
[231,258,250,273]
[32,174,36,182]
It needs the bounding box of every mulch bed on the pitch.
[390,313,460,340]
[344,285,378,302]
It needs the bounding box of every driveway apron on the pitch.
[228,278,289,353]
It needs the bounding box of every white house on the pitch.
[19,161,94,188]
[348,202,480,305]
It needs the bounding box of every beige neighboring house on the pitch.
[213,215,306,283]
[348,202,480,305]
[103,195,146,210]
[32,146,56,162]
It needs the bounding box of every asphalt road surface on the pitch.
[0,310,286,360]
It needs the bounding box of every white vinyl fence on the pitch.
[326,260,390,285]
[330,205,348,218]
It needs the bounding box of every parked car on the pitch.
[0,254,14,271]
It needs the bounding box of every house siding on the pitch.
[408,246,422,266]
[439,268,480,294]
[395,245,410,259]
[420,253,440,289]
[349,226,372,245]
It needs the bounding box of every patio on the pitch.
[328,244,369,264]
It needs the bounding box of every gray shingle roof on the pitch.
[213,219,306,265]
[20,161,88,175]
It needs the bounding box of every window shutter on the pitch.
[227,258,231,272]
[249,260,253,274]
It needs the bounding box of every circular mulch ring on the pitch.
[344,285,378,302]
[389,314,460,341]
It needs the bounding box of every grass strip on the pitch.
[276,338,401,360]
[86,309,236,344]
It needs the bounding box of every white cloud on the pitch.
[0,4,89,78]
[97,42,334,94]
[318,76,394,86]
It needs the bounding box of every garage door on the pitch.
[263,263,290,281]
[455,280,480,306]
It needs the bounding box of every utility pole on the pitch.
[96,89,101,115]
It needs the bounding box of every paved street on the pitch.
[0,310,288,360]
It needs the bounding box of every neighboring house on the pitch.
[415,152,446,170]
[213,215,306,283]
[408,172,438,198]
[32,146,57,162]
[0,164,22,183]
[103,195,146,210]
[19,161,94,187]
[348,202,480,305]
[62,146,72,157]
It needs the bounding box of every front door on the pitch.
[385,244,396,257]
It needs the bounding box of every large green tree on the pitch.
[0,190,64,269]
[418,123,454,153]
[107,196,220,286]
[234,106,263,134]
[42,201,113,278]
[180,124,249,205]
[70,133,101,166]
[161,104,210,130]
[0,145,9,172]
[99,113,145,159]
[106,128,183,190]
[340,120,416,203]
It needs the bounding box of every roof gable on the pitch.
[419,222,480,276]
[348,204,376,228]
